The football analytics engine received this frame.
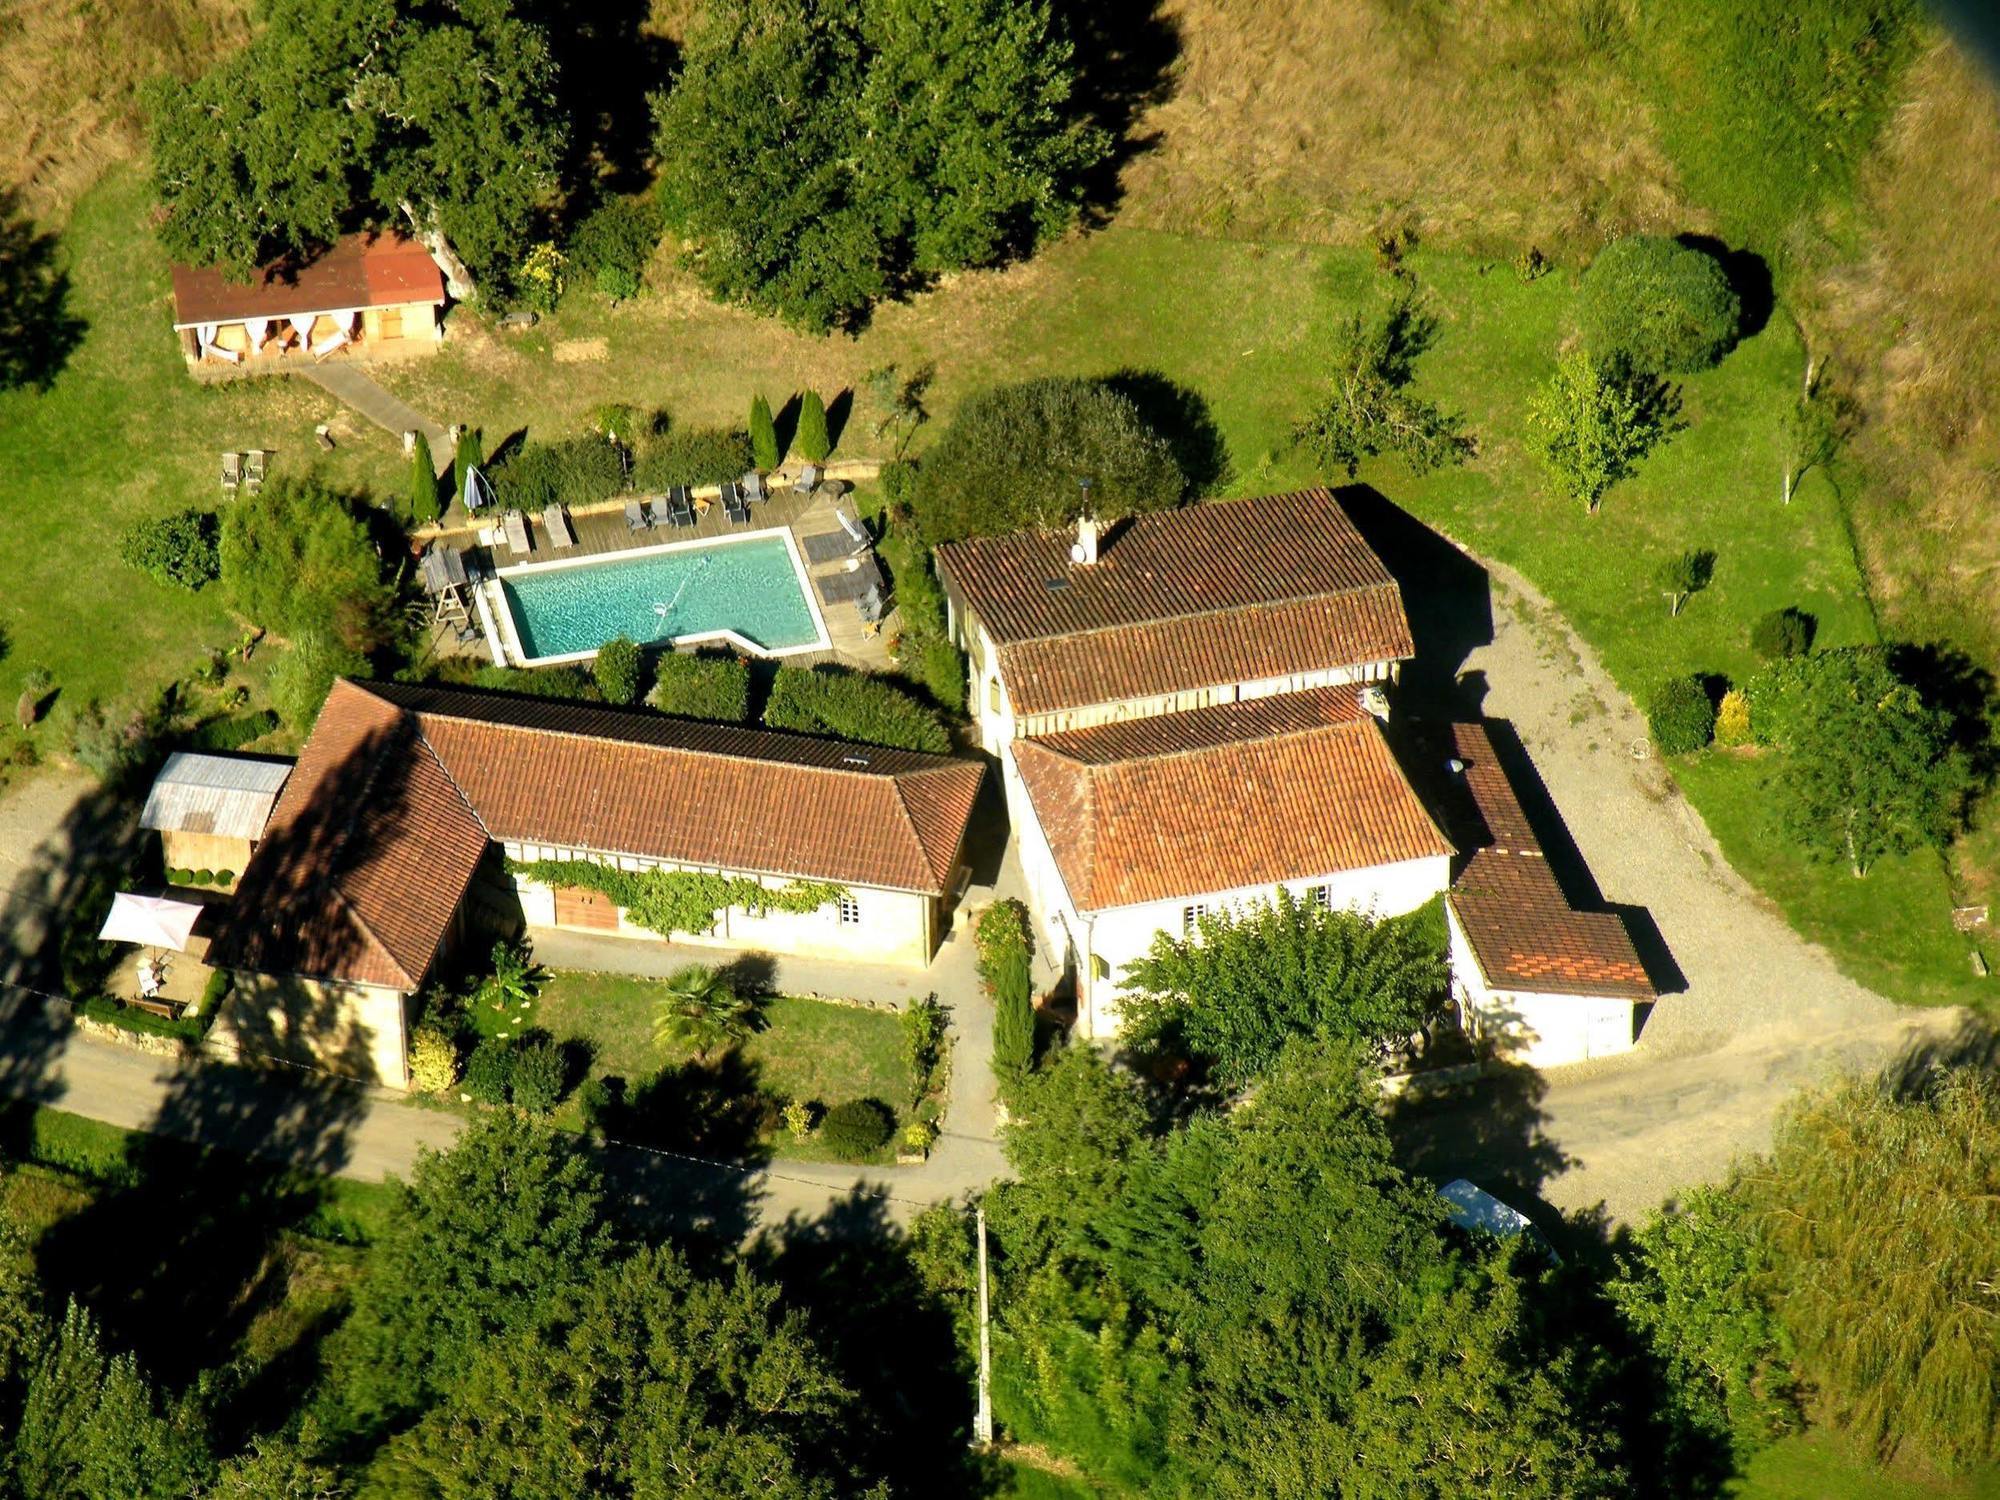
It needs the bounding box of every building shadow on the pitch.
[1336,484,1493,717]
[755,1189,1003,1498]
[0,192,86,393]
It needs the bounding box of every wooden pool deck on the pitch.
[427,482,896,673]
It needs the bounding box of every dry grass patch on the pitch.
[1113,0,1690,254]
[0,0,247,219]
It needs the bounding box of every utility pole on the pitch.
[973,1200,993,1447]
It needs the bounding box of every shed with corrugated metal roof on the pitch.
[140,752,293,886]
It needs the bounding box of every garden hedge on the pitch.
[763,665,950,753]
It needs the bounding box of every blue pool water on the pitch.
[499,534,822,660]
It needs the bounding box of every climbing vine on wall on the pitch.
[506,858,846,940]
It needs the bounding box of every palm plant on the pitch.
[653,963,755,1062]
[477,939,545,1014]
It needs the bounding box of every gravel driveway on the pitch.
[1392,547,1965,1225]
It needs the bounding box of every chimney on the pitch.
[1071,514,1101,567]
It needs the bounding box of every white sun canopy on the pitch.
[97,893,205,952]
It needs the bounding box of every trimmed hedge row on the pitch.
[166,868,235,886]
[763,665,950,753]
[649,651,752,722]
[76,995,209,1043]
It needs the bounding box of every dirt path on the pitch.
[1403,557,1965,1222]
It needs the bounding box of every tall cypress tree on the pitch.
[796,389,831,464]
[409,432,440,526]
[749,394,779,471]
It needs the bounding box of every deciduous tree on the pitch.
[1525,351,1671,514]
[1292,290,1474,479]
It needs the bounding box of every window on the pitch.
[1305,884,1332,909]
[836,897,863,927]
[1182,903,1210,934]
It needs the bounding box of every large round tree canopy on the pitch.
[1577,234,1743,374]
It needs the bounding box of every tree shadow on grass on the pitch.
[825,388,854,455]
[1674,233,1773,344]
[1382,1059,1574,1215]
[1053,0,1182,227]
[756,1189,1004,1498]
[0,191,86,393]
[523,0,676,196]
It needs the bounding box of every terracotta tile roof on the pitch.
[209,682,489,991]
[1443,722,1655,1001]
[1012,686,1451,911]
[214,679,985,989]
[171,232,445,328]
[934,489,1414,716]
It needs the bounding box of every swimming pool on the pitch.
[493,530,829,665]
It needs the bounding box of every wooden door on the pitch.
[554,885,619,932]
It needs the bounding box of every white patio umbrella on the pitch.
[96,893,205,952]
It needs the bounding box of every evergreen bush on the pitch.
[1750,606,1816,661]
[763,665,949,752]
[632,427,753,490]
[408,1025,460,1094]
[1649,676,1716,754]
[1578,235,1742,374]
[750,394,779,471]
[818,1098,894,1160]
[408,432,440,526]
[593,637,643,706]
[647,651,751,722]
[510,1037,568,1114]
[796,389,831,464]
[463,1038,516,1105]
[119,508,221,591]
[1714,689,1753,747]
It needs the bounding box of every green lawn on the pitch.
[492,969,913,1161]
[1729,1433,2000,1500]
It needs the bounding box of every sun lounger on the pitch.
[503,510,532,556]
[542,504,575,549]
[722,483,750,524]
[793,464,820,498]
[835,507,869,547]
[311,329,350,359]
[668,487,696,528]
[626,499,648,533]
[816,558,884,607]
[221,452,242,493]
[858,584,887,624]
[244,450,266,492]
[742,471,766,503]
[208,344,242,364]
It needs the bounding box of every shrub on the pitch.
[189,708,280,751]
[408,431,440,526]
[902,995,948,1107]
[16,666,52,729]
[200,968,231,1012]
[878,460,916,512]
[193,868,215,886]
[510,1036,568,1114]
[167,868,191,886]
[979,900,1035,1084]
[782,1099,815,1140]
[1578,235,1742,374]
[796,389,831,464]
[1714,689,1753,747]
[763,665,950,752]
[469,664,598,701]
[1750,607,1816,661]
[463,1038,516,1105]
[567,196,661,301]
[408,1025,460,1095]
[214,869,234,885]
[119,508,220,591]
[270,629,368,731]
[518,240,568,313]
[648,651,751,722]
[593,636,644,706]
[818,1098,894,1160]
[631,426,753,490]
[900,1119,937,1157]
[911,376,1185,544]
[750,393,779,471]
[491,435,627,511]
[1649,676,1716,755]
[575,1076,616,1135]
[58,694,166,783]
[221,476,394,650]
